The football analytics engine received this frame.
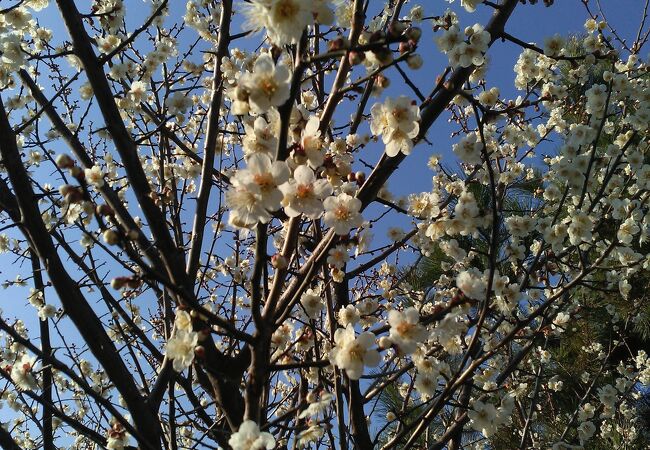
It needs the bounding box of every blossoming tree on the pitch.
[0,0,649,449]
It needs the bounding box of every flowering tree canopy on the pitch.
[0,0,650,449]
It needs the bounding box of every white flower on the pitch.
[243,0,332,46]
[129,80,148,103]
[388,307,428,355]
[239,54,291,114]
[337,304,360,327]
[11,354,38,391]
[567,211,593,245]
[329,325,380,380]
[436,25,464,53]
[300,288,323,319]
[243,115,279,159]
[617,217,639,245]
[544,34,565,57]
[299,392,333,419]
[461,0,483,13]
[577,421,596,443]
[85,165,105,188]
[106,423,129,450]
[227,154,290,228]
[165,92,193,115]
[370,96,420,157]
[280,165,333,219]
[327,244,349,269]
[300,115,326,168]
[228,420,275,450]
[38,304,57,321]
[165,330,199,372]
[323,193,363,235]
[414,372,439,400]
[456,270,487,300]
[468,400,498,437]
[174,309,193,331]
[297,425,325,447]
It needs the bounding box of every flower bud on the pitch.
[69,166,83,178]
[103,229,120,245]
[388,21,407,38]
[328,36,348,51]
[126,277,141,289]
[406,54,423,70]
[96,204,114,217]
[348,51,365,66]
[376,74,390,89]
[59,184,75,197]
[111,277,127,290]
[405,27,422,43]
[55,154,74,169]
[369,30,385,43]
[271,254,288,270]
[372,48,393,65]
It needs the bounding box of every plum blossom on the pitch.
[371,96,420,157]
[165,330,199,372]
[280,165,333,218]
[242,114,280,159]
[238,54,290,114]
[323,193,363,235]
[85,165,105,188]
[461,0,483,13]
[300,288,324,319]
[300,115,326,168]
[243,0,333,46]
[468,400,498,436]
[387,307,428,354]
[11,354,38,391]
[327,244,350,269]
[227,154,290,228]
[228,420,275,450]
[456,270,487,300]
[329,325,380,380]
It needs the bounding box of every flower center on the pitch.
[277,0,299,20]
[348,343,364,361]
[253,173,274,191]
[396,322,414,337]
[260,77,277,96]
[334,206,350,221]
[296,184,313,199]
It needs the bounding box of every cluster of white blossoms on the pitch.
[370,96,421,157]
[436,23,491,68]
[467,395,514,437]
[10,354,38,391]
